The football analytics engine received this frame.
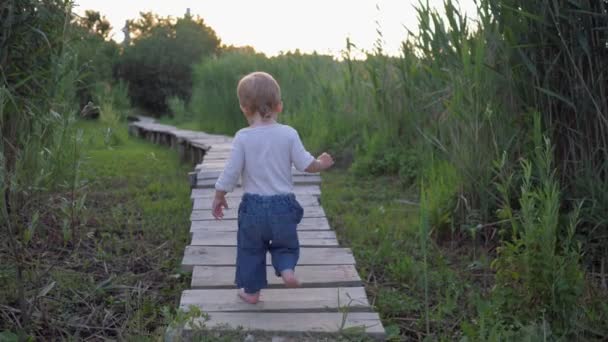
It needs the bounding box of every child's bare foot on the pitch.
[281,269,300,288]
[238,289,260,304]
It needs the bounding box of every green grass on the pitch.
[320,171,492,340]
[0,120,193,340]
[77,120,194,337]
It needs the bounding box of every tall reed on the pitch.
[1,1,85,337]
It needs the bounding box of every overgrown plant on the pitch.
[93,81,130,146]
[487,0,608,259]
[490,121,584,336]
[0,1,87,338]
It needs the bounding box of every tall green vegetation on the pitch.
[489,120,584,336]
[71,9,120,106]
[489,0,608,262]
[0,1,134,339]
[1,0,84,338]
[116,12,221,113]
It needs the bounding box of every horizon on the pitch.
[74,0,477,57]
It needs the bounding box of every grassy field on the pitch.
[1,121,193,340]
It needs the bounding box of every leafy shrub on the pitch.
[116,12,220,113]
[422,159,460,236]
[491,132,584,335]
[92,81,131,146]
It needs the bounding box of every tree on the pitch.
[71,10,119,106]
[116,12,221,114]
[76,10,112,39]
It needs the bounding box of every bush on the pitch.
[490,127,585,336]
[116,12,220,113]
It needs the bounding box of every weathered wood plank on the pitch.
[197,169,319,180]
[190,230,337,247]
[197,175,321,188]
[191,265,361,289]
[181,246,355,272]
[132,123,176,134]
[201,156,229,162]
[180,287,370,312]
[190,206,325,221]
[190,217,331,232]
[207,144,233,150]
[190,186,321,198]
[192,195,319,209]
[170,130,209,140]
[183,312,385,339]
[190,139,233,148]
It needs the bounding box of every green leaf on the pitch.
[24,211,39,244]
[535,86,576,110]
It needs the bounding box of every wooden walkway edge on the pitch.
[128,117,386,340]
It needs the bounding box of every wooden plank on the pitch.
[181,246,355,271]
[201,156,229,161]
[197,169,319,180]
[171,130,210,140]
[190,206,325,221]
[197,175,321,188]
[189,141,212,150]
[180,287,370,312]
[207,144,233,151]
[190,217,331,232]
[191,186,321,198]
[138,123,175,134]
[133,115,155,123]
[192,195,319,209]
[190,230,338,247]
[191,140,232,147]
[191,265,361,289]
[183,312,385,339]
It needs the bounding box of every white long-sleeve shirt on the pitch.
[215,123,315,195]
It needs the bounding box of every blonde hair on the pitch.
[237,71,281,119]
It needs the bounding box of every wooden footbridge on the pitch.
[128,118,385,340]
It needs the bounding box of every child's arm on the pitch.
[305,152,334,173]
[291,129,334,173]
[212,190,228,219]
[213,135,244,219]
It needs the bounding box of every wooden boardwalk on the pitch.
[128,118,385,339]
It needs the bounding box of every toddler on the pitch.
[212,71,334,304]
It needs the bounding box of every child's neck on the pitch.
[247,113,277,127]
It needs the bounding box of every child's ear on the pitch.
[240,105,251,116]
[275,101,283,113]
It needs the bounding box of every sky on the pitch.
[74,0,477,57]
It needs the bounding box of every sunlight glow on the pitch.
[74,0,477,57]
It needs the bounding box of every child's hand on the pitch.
[317,152,334,170]
[212,191,229,219]
[305,152,335,173]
